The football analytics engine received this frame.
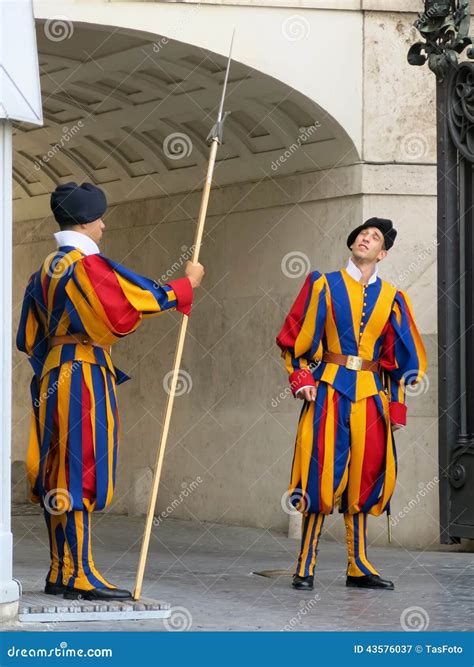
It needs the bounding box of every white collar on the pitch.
[345,257,378,285]
[54,230,100,256]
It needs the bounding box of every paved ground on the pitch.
[5,508,473,632]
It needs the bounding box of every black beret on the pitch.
[51,182,107,226]
[347,217,397,251]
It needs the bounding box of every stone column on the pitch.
[0,120,20,620]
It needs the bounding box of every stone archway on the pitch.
[13,19,359,221]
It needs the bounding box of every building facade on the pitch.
[11,0,439,551]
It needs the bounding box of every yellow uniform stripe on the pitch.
[291,401,314,497]
[347,398,367,513]
[102,367,115,508]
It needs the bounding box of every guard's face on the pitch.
[79,218,105,245]
[351,227,387,263]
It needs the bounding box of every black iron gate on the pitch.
[409,2,474,543]
[438,63,474,543]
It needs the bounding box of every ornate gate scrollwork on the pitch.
[408,0,474,80]
[448,63,474,161]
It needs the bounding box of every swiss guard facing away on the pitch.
[276,218,427,591]
[17,182,205,601]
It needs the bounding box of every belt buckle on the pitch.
[346,355,363,371]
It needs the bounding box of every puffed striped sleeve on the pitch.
[380,289,427,426]
[65,254,193,341]
[276,271,327,396]
[16,274,48,375]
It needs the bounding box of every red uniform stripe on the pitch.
[82,255,140,333]
[276,273,312,350]
[359,397,386,507]
[81,374,96,501]
[167,277,193,316]
[380,319,397,371]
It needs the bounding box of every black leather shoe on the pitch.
[346,574,394,590]
[292,575,314,590]
[63,586,133,601]
[44,581,66,596]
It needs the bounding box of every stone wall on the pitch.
[12,162,437,547]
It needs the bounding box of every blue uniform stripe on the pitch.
[81,511,106,588]
[64,294,85,334]
[91,365,109,511]
[106,372,119,489]
[306,382,328,512]
[37,368,60,499]
[325,271,358,355]
[60,344,77,365]
[333,396,351,491]
[302,516,318,576]
[54,520,66,585]
[65,512,80,588]
[50,264,76,336]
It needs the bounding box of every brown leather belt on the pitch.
[323,351,380,373]
[49,334,111,355]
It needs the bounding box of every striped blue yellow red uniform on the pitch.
[276,267,427,577]
[17,244,193,589]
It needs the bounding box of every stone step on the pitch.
[19,591,171,623]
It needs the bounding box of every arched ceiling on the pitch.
[13,21,358,221]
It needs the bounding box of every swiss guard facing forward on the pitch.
[17,182,205,600]
[276,218,427,591]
